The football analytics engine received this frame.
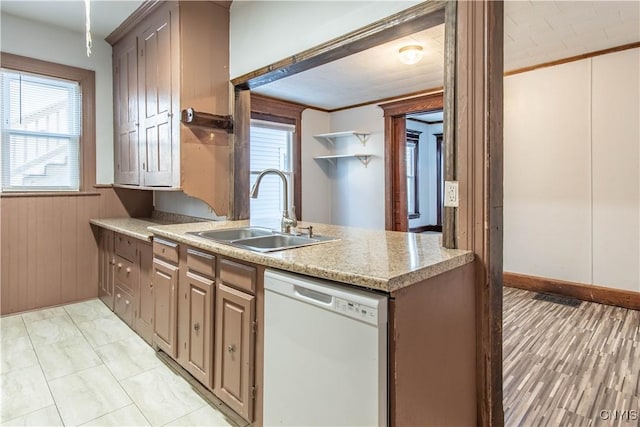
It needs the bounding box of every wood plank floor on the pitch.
[503,287,640,427]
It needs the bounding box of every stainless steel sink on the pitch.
[188,227,337,252]
[233,234,336,252]
[188,227,274,242]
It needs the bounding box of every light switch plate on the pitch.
[444,181,459,208]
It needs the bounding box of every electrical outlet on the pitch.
[444,181,459,207]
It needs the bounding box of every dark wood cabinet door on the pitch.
[184,271,214,388]
[152,258,178,358]
[98,229,115,310]
[136,242,154,344]
[138,8,175,187]
[214,283,255,422]
[113,34,139,185]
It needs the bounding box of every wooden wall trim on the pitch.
[504,41,640,77]
[1,192,100,198]
[455,2,504,426]
[231,1,446,89]
[379,91,444,117]
[230,89,251,220]
[504,272,640,311]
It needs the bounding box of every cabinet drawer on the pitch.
[115,233,137,262]
[153,238,179,264]
[187,248,216,278]
[219,258,256,294]
[114,284,135,327]
[115,255,137,291]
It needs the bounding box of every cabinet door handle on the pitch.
[193,322,200,332]
[227,345,235,353]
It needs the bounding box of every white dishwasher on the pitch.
[263,269,388,427]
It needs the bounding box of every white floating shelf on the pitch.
[314,154,374,167]
[313,131,370,146]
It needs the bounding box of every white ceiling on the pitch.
[0,0,144,38]
[1,1,638,110]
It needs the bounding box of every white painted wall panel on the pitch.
[591,48,640,292]
[1,13,114,184]
[301,109,332,224]
[329,105,385,230]
[504,60,592,284]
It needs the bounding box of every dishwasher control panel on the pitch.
[335,297,378,323]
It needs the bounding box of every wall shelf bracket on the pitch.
[181,108,234,133]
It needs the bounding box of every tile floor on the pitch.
[0,299,234,427]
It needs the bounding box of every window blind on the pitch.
[250,121,294,222]
[1,69,81,191]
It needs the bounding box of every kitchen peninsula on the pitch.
[91,217,476,426]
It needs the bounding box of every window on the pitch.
[406,130,421,219]
[249,120,295,221]
[1,69,81,191]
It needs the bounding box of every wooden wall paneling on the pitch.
[35,197,59,309]
[455,1,504,426]
[76,197,100,301]
[25,198,38,311]
[60,197,78,303]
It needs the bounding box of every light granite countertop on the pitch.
[89,217,175,241]
[147,220,474,293]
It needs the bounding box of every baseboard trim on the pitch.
[503,272,640,311]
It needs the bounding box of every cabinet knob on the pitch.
[126,267,131,274]
[116,293,121,299]
[117,263,122,269]
[193,322,200,332]
[227,345,235,353]
[125,300,130,305]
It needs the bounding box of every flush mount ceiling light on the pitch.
[398,45,424,65]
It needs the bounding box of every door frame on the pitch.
[379,92,444,232]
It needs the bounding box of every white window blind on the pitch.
[250,120,294,221]
[1,69,81,191]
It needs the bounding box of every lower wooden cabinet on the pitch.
[182,271,215,388]
[98,229,115,310]
[214,283,256,422]
[152,258,179,358]
[135,242,154,344]
[114,284,134,326]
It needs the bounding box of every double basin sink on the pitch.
[188,227,337,253]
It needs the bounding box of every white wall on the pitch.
[504,48,640,292]
[229,1,421,78]
[328,105,385,230]
[301,109,332,223]
[407,121,442,229]
[1,13,114,184]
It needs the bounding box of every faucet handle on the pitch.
[298,225,314,238]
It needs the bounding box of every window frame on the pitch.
[250,93,305,220]
[0,52,96,195]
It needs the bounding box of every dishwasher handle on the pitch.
[294,285,333,305]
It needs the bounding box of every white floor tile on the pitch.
[0,344,38,374]
[80,404,150,427]
[163,404,234,427]
[24,315,82,349]
[120,366,207,426]
[1,405,63,427]
[34,335,102,380]
[0,365,54,422]
[48,365,131,426]
[76,316,137,349]
[21,307,67,326]
[64,299,114,324]
[95,336,162,381]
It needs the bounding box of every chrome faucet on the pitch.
[250,168,297,233]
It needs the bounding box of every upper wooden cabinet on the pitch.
[110,1,231,215]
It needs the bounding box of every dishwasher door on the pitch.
[263,269,388,427]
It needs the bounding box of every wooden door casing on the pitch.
[152,258,178,358]
[138,9,174,187]
[214,283,255,422]
[184,271,215,388]
[113,34,140,185]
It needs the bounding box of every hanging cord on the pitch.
[85,0,92,57]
